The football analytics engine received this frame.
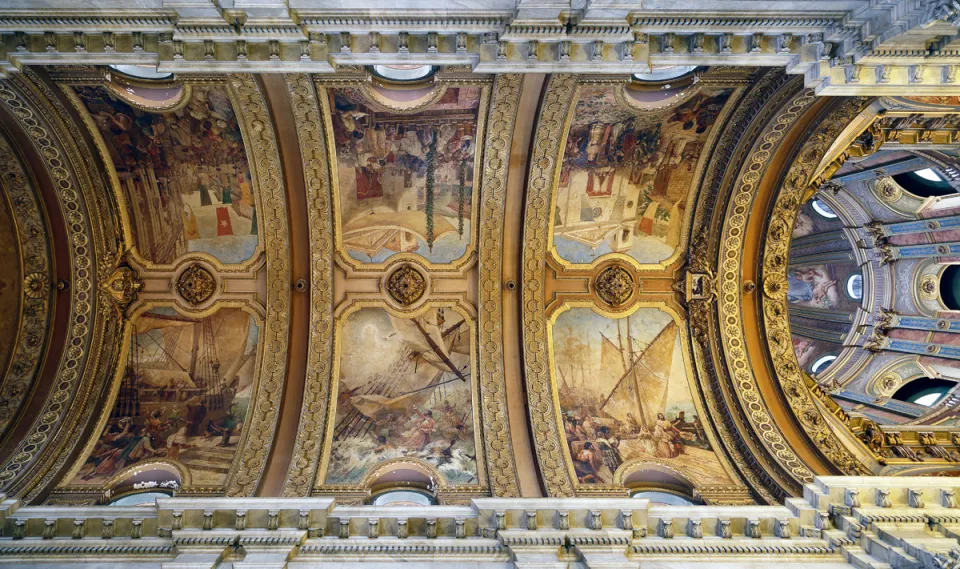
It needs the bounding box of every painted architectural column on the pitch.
[865,331,960,361]
[879,311,960,333]
[876,241,960,264]
[865,214,960,238]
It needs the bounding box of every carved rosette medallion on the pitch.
[386,265,426,306]
[176,264,216,305]
[23,272,50,299]
[594,264,635,307]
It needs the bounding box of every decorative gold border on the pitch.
[0,70,124,501]
[315,300,488,496]
[316,76,491,274]
[223,73,291,496]
[546,301,740,495]
[520,73,578,497]
[280,73,336,497]
[474,73,523,497]
[756,96,869,474]
[0,127,53,441]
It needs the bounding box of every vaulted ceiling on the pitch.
[2,58,960,507]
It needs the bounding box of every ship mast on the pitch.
[625,317,648,426]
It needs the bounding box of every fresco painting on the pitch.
[326,307,478,485]
[330,87,481,264]
[70,307,257,487]
[787,263,862,311]
[553,308,730,485]
[74,85,258,265]
[553,88,731,264]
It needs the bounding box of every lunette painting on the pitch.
[553,308,731,485]
[326,307,478,485]
[329,87,481,265]
[74,85,259,265]
[553,87,732,265]
[68,307,258,487]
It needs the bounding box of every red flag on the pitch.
[216,207,234,236]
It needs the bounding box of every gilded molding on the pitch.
[0,70,122,501]
[520,73,578,497]
[0,129,52,441]
[687,70,804,503]
[224,73,291,496]
[758,97,871,476]
[476,73,522,497]
[716,87,821,485]
[280,72,335,497]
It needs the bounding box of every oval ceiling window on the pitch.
[893,168,955,197]
[893,377,955,407]
[810,355,837,374]
[109,491,170,506]
[370,64,436,83]
[846,274,864,300]
[811,199,839,219]
[370,489,436,506]
[631,490,697,506]
[632,65,699,84]
[108,64,174,81]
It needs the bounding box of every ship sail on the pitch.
[598,321,677,425]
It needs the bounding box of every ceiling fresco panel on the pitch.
[325,83,485,269]
[521,73,750,500]
[553,306,733,489]
[60,307,260,491]
[553,86,732,267]
[318,302,486,501]
[71,83,261,266]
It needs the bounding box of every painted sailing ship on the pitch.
[559,320,678,430]
[115,310,253,441]
[334,308,470,441]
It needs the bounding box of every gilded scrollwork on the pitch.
[385,264,427,306]
[593,264,635,308]
[0,128,53,442]
[476,73,523,497]
[0,70,123,501]
[686,70,801,504]
[281,73,335,497]
[175,263,215,305]
[520,73,578,497]
[223,73,291,496]
[758,97,875,476]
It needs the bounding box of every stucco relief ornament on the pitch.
[23,272,50,299]
[762,274,788,299]
[386,264,426,306]
[594,264,635,307]
[176,263,216,305]
[101,265,143,313]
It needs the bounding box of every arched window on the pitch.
[370,489,436,506]
[630,490,697,506]
[108,64,174,81]
[893,378,956,407]
[109,491,170,506]
[893,168,955,197]
[811,199,838,219]
[810,355,837,374]
[632,65,699,84]
[370,64,436,83]
[846,274,864,300]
